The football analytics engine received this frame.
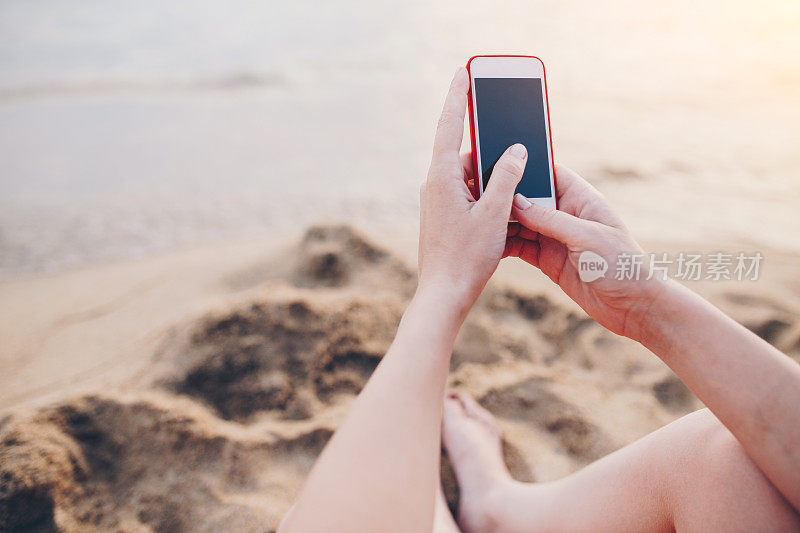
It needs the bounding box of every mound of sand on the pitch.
[3,225,798,531]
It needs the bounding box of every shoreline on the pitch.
[2,222,798,414]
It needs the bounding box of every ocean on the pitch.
[1,0,799,276]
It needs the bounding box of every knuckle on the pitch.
[436,109,460,129]
[428,157,459,178]
[432,143,450,158]
[446,83,467,102]
[484,196,507,213]
[538,207,559,225]
[493,158,524,180]
[432,142,460,161]
[424,175,451,195]
[490,161,522,183]
[523,206,552,227]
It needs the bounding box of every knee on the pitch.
[686,408,736,457]
[670,409,800,529]
[682,408,762,486]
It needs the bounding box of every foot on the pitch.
[433,479,461,533]
[442,391,511,533]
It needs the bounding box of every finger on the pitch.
[503,236,523,258]
[518,226,539,240]
[512,193,594,245]
[476,144,527,217]
[505,236,541,267]
[508,222,537,241]
[503,239,512,258]
[461,152,478,199]
[432,68,469,167]
[461,152,475,181]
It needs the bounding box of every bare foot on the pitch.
[442,392,512,533]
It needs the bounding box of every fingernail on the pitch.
[446,392,458,399]
[509,143,527,159]
[514,193,532,210]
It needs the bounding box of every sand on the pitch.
[2,224,799,531]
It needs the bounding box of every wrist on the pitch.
[623,278,679,345]
[390,280,471,361]
[414,275,478,326]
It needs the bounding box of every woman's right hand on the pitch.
[506,165,668,341]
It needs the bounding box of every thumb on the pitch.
[477,144,528,217]
[512,194,592,245]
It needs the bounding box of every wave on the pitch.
[0,71,287,102]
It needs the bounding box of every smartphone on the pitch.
[466,55,556,208]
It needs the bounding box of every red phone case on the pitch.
[465,55,557,207]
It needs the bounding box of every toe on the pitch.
[442,394,475,455]
[455,392,480,419]
[457,392,498,430]
[443,395,466,430]
[441,395,510,533]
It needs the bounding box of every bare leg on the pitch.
[442,393,800,533]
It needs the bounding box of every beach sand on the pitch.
[2,224,800,531]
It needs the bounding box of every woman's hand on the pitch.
[418,68,528,315]
[506,165,667,340]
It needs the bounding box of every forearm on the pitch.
[638,280,800,509]
[282,285,467,532]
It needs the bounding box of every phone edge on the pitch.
[465,54,558,210]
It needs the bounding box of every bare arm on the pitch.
[639,280,800,510]
[280,287,464,532]
[280,68,529,532]
[508,166,800,511]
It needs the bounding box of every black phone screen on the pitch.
[474,77,552,198]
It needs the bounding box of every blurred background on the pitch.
[2,2,800,530]
[2,0,799,277]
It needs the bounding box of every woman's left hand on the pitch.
[418,67,528,314]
